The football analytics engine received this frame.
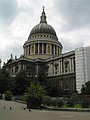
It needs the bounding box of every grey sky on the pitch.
[0,0,18,26]
[54,0,90,31]
[0,0,90,64]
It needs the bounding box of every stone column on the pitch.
[30,44,32,54]
[70,58,72,72]
[59,47,60,55]
[26,46,28,55]
[58,61,61,74]
[58,46,59,55]
[28,46,29,55]
[60,60,63,74]
[72,58,74,72]
[24,47,26,56]
[50,44,52,54]
[34,44,35,54]
[57,46,58,55]
[42,43,44,54]
[46,44,48,54]
[29,45,30,55]
[54,45,55,55]
[38,43,40,54]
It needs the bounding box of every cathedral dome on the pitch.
[29,8,57,37]
[23,8,62,60]
[30,23,57,36]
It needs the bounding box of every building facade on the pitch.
[3,8,89,93]
[75,47,90,92]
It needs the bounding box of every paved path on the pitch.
[0,100,90,120]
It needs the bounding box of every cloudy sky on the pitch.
[0,0,90,65]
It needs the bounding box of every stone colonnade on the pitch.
[24,43,61,56]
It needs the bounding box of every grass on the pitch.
[74,104,81,108]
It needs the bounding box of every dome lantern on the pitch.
[40,6,47,23]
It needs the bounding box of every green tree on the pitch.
[7,77,16,94]
[35,65,47,87]
[4,90,13,101]
[25,81,46,109]
[81,81,90,95]
[71,92,79,102]
[46,78,60,97]
[14,70,30,95]
[0,69,10,99]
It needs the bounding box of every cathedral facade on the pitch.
[3,8,77,92]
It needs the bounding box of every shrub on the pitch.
[5,90,13,101]
[74,104,81,108]
[57,99,63,107]
[81,100,90,108]
[66,100,74,107]
[13,95,26,102]
[42,97,63,108]
[25,82,46,109]
[42,96,51,106]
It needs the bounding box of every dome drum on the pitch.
[24,42,62,59]
[23,39,62,50]
[28,33,58,41]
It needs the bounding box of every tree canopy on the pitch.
[0,69,10,99]
[14,70,30,95]
[81,81,90,95]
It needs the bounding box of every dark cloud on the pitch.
[54,0,90,31]
[0,0,18,26]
